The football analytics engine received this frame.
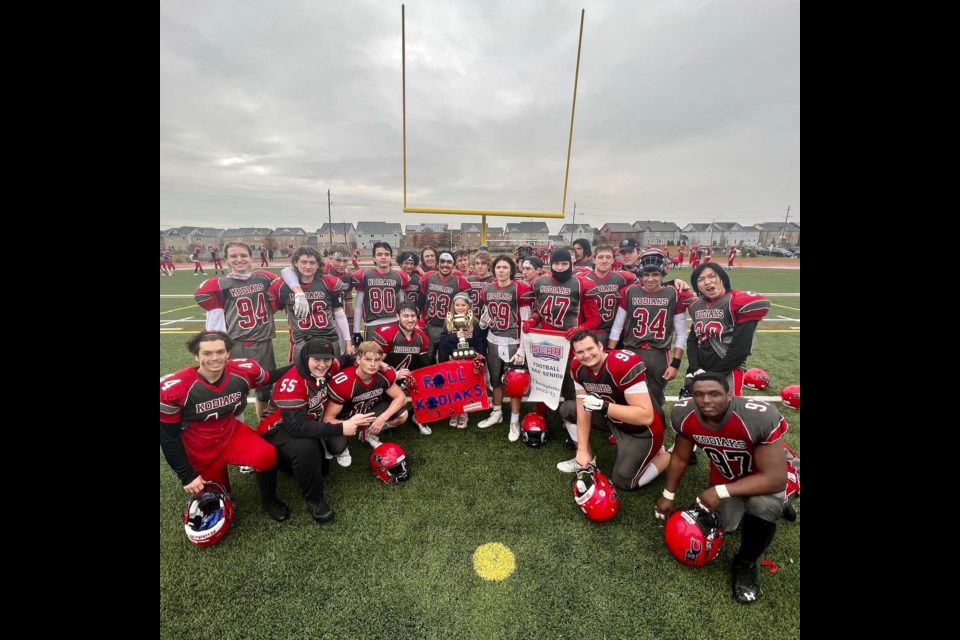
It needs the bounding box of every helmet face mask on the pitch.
[183,482,235,548]
[639,249,669,276]
[664,504,725,566]
[370,443,411,485]
[520,413,548,448]
[572,467,619,522]
[744,368,772,391]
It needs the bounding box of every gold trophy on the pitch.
[447,309,476,360]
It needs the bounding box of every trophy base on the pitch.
[452,348,476,360]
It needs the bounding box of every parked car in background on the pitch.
[770,247,794,257]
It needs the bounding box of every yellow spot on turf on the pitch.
[472,543,516,581]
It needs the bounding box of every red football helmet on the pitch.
[639,248,670,275]
[781,384,800,410]
[516,243,535,260]
[520,413,548,448]
[502,365,531,398]
[370,442,410,485]
[664,504,725,567]
[743,368,772,391]
[183,482,235,548]
[573,467,619,522]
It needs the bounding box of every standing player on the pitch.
[194,241,279,419]
[676,245,685,269]
[454,250,472,276]
[254,339,375,523]
[727,245,737,268]
[704,246,713,263]
[466,252,494,318]
[617,238,643,275]
[477,256,531,438]
[191,246,205,276]
[418,252,470,363]
[324,245,356,321]
[271,246,352,361]
[211,246,225,276]
[160,331,290,497]
[323,342,409,449]
[572,238,594,270]
[656,373,796,604]
[259,246,269,267]
[685,263,770,396]
[558,331,670,490]
[351,242,410,344]
[607,249,693,410]
[580,244,635,346]
[397,251,422,308]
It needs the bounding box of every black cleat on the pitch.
[307,497,335,524]
[782,502,797,522]
[261,498,290,523]
[731,561,761,604]
[564,437,577,451]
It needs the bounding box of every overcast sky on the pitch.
[160,0,799,234]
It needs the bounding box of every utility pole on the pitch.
[327,189,334,248]
[779,205,791,246]
[708,216,721,247]
[570,202,577,243]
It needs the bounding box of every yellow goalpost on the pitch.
[401,5,586,245]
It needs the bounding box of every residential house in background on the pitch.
[269,227,309,256]
[220,228,273,251]
[356,221,403,250]
[559,223,597,245]
[599,223,637,245]
[318,222,357,250]
[633,221,681,246]
[505,222,550,244]
[756,222,800,247]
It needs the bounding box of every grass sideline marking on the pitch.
[472,543,516,581]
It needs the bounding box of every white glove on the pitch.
[511,350,525,366]
[293,292,310,319]
[581,394,608,414]
[479,307,491,330]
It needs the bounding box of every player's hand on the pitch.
[673,279,691,292]
[342,412,376,437]
[698,488,722,513]
[293,292,310,319]
[511,350,525,366]
[521,318,539,333]
[663,365,678,382]
[580,394,609,414]
[479,307,492,330]
[368,418,385,435]
[564,325,583,341]
[183,476,206,496]
[654,497,675,522]
[395,368,410,380]
[352,333,364,348]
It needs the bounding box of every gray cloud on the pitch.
[161,0,799,231]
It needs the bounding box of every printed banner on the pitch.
[408,359,490,424]
[522,327,570,410]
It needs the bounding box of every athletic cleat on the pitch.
[334,448,352,467]
[261,497,290,523]
[556,456,596,473]
[508,421,521,442]
[307,497,334,524]
[731,561,761,604]
[477,410,503,429]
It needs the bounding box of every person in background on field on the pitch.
[728,245,737,268]
[260,246,269,267]
[191,246,205,276]
[211,246,225,276]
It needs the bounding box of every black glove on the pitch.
[679,368,706,399]
[352,333,364,347]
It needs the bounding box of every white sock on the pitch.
[511,412,520,424]
[564,421,578,440]
[634,463,662,488]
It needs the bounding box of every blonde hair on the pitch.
[356,341,384,359]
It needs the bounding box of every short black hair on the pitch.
[372,241,393,256]
[690,263,732,297]
[692,371,729,391]
[570,329,600,346]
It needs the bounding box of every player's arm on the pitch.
[608,307,627,349]
[159,420,200,487]
[606,384,654,430]
[369,383,408,435]
[655,432,694,519]
[663,312,687,381]
[574,385,594,467]
[260,363,294,385]
[282,406,348,439]
[711,320,759,374]
[699,440,788,512]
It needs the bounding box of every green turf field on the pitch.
[160,267,800,639]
